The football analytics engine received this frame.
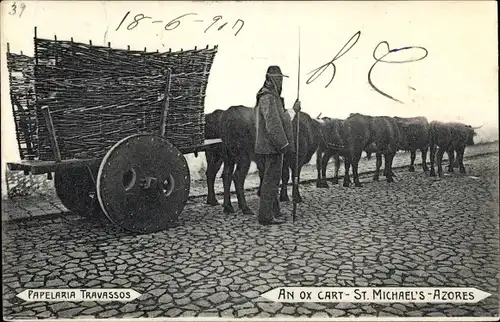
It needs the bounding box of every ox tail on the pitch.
[366,151,372,160]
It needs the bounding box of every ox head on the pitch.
[465,124,483,145]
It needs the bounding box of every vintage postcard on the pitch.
[1,0,498,321]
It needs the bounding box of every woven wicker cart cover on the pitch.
[6,37,218,161]
[6,52,38,160]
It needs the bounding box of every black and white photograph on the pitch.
[1,1,499,320]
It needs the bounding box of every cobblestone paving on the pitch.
[2,150,499,319]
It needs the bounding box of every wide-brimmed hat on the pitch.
[266,65,289,78]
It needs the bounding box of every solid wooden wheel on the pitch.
[96,134,190,233]
[54,166,103,218]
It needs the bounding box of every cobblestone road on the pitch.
[2,149,499,319]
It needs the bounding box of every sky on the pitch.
[1,1,498,185]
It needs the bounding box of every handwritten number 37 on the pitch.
[9,2,26,18]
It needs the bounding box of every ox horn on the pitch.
[471,123,485,130]
[317,112,322,119]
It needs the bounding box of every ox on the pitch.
[365,116,430,176]
[205,106,320,215]
[394,116,430,172]
[429,122,481,177]
[316,113,405,187]
[315,117,345,188]
[218,105,260,215]
[315,115,379,188]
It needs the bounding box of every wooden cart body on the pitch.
[6,27,221,233]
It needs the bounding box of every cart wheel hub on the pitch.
[138,176,158,190]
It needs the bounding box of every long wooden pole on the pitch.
[292,27,301,223]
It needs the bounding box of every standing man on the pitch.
[254,65,300,225]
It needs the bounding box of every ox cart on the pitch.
[6,28,221,234]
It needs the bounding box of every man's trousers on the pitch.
[257,153,283,224]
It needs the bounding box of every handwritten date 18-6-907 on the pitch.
[307,31,428,104]
[116,11,245,36]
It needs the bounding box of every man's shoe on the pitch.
[259,217,286,225]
